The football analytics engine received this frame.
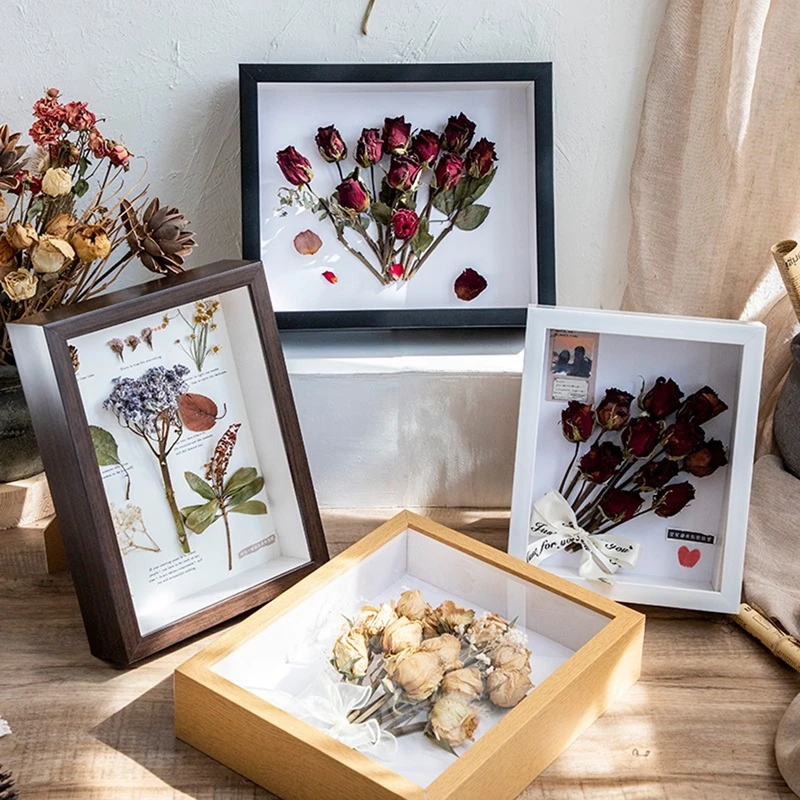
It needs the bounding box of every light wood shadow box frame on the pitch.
[175,511,644,800]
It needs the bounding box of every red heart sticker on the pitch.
[678,546,701,568]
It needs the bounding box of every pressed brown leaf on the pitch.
[178,392,220,432]
[293,229,323,255]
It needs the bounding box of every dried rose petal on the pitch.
[322,270,338,284]
[454,268,487,301]
[293,229,322,256]
[389,263,403,281]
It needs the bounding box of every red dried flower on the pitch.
[322,270,338,284]
[356,128,383,167]
[32,88,64,121]
[205,423,242,492]
[676,386,728,425]
[382,116,412,155]
[107,142,131,168]
[411,129,441,164]
[465,137,497,178]
[434,153,464,192]
[579,441,624,484]
[662,422,705,458]
[595,388,634,431]
[443,112,476,154]
[315,125,347,163]
[621,417,661,458]
[336,176,370,213]
[561,401,594,443]
[386,155,421,192]
[88,129,107,158]
[29,117,64,148]
[654,481,696,518]
[599,489,644,523]
[632,458,679,491]
[389,263,404,280]
[62,101,96,131]
[454,267,487,301]
[640,377,684,419]
[277,146,314,186]
[683,439,728,478]
[392,208,419,240]
[9,170,41,196]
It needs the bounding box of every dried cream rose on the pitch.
[72,224,111,263]
[45,213,75,238]
[0,195,8,224]
[490,643,531,673]
[386,649,444,700]
[429,693,479,747]
[381,616,423,655]
[395,589,428,621]
[1,269,38,301]
[31,235,75,274]
[467,612,509,648]
[6,222,38,251]
[332,628,369,678]
[486,668,533,708]
[41,167,72,197]
[435,600,475,632]
[0,237,16,267]
[357,603,397,638]
[419,633,462,670]
[442,667,483,699]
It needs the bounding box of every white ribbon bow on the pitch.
[527,490,641,583]
[255,673,397,762]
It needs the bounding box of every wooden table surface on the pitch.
[1,508,798,800]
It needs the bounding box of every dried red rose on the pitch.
[561,401,594,443]
[62,101,96,131]
[88,128,107,158]
[322,270,338,284]
[443,112,476,154]
[599,489,644,523]
[336,176,370,213]
[107,142,131,168]
[676,386,728,425]
[389,263,404,280]
[654,481,696,517]
[9,171,41,196]
[356,128,383,167]
[662,422,705,458]
[434,152,464,191]
[621,417,662,458]
[465,137,497,178]
[595,388,634,431]
[640,377,684,419]
[382,116,411,155]
[579,441,624,483]
[632,458,679,491]
[454,267,487,301]
[392,208,419,240]
[683,439,728,477]
[277,146,314,186]
[386,155,421,191]
[315,125,347,163]
[29,117,63,148]
[411,129,441,165]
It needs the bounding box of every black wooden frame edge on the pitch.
[8,260,328,665]
[239,62,556,331]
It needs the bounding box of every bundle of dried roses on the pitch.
[276,114,496,299]
[331,589,533,754]
[0,88,196,365]
[557,380,730,536]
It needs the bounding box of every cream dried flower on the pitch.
[490,643,531,673]
[0,237,16,267]
[435,600,475,632]
[0,195,8,224]
[429,693,479,747]
[381,616,423,655]
[356,602,397,638]
[486,668,533,708]
[386,649,444,701]
[442,667,483,699]
[41,166,72,197]
[467,612,509,648]
[45,213,75,238]
[332,628,369,679]
[72,224,111,263]
[6,222,38,250]
[419,633,462,670]
[395,589,428,621]
[1,269,38,301]
[31,235,74,274]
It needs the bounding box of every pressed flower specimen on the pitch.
[111,502,160,555]
[103,364,193,554]
[181,423,268,570]
[177,298,220,372]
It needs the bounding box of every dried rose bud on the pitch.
[654,481,696,518]
[395,589,428,621]
[45,213,75,238]
[677,386,728,425]
[381,616,423,655]
[277,146,314,186]
[41,167,72,197]
[419,633,462,670]
[411,129,441,165]
[434,152,464,191]
[6,222,38,250]
[88,128,107,158]
[443,112,477,154]
[314,125,347,163]
[465,137,497,178]
[9,170,42,196]
[392,208,419,240]
[355,128,383,167]
[71,224,111,263]
[598,489,644,524]
[336,176,370,213]
[293,229,323,255]
[487,667,533,708]
[125,335,140,352]
[107,142,131,168]
[683,439,728,477]
[491,643,531,672]
[454,267,487,302]
[595,388,634,431]
[332,628,369,678]
[387,649,444,700]
[662,421,705,458]
[621,416,661,458]
[435,600,475,631]
[632,458,679,491]
[322,270,337,284]
[442,667,483,699]
[357,602,397,638]
[31,235,74,274]
[640,377,684,419]
[389,263,404,281]
[561,400,594,443]
[429,693,479,746]
[386,155,421,192]
[382,115,411,155]
[466,612,508,647]
[578,441,624,484]
[1,269,37,301]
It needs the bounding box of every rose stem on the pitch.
[350,690,393,724]
[361,0,376,35]
[158,448,190,554]
[336,162,344,182]
[406,220,455,279]
[575,455,639,521]
[558,442,580,494]
[389,721,427,737]
[592,506,654,536]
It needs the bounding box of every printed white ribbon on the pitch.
[257,673,397,762]
[527,490,641,583]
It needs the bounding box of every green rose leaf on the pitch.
[458,169,497,208]
[432,189,456,217]
[90,425,120,467]
[26,199,44,222]
[73,178,90,198]
[184,499,219,533]
[410,217,434,256]
[454,204,490,232]
[370,202,393,226]
[226,476,265,508]
[229,500,268,516]
[78,156,90,177]
[184,470,216,501]
[223,466,258,496]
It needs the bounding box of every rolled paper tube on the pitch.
[734,603,800,673]
[771,240,800,324]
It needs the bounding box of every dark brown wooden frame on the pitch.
[8,260,328,666]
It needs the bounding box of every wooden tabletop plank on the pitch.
[0,509,797,799]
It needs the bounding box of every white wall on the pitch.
[4,0,665,309]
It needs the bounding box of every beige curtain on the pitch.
[623,0,800,454]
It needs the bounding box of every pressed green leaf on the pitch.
[89,425,120,467]
[185,499,219,533]
[432,189,455,217]
[454,204,490,231]
[26,199,45,221]
[410,217,434,256]
[463,168,496,206]
[370,202,392,226]
[229,500,268,516]
[73,178,90,198]
[180,503,205,518]
[184,470,216,501]
[226,476,264,507]
[223,466,258,496]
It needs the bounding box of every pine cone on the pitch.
[0,763,18,799]
[120,197,196,275]
[0,125,28,191]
